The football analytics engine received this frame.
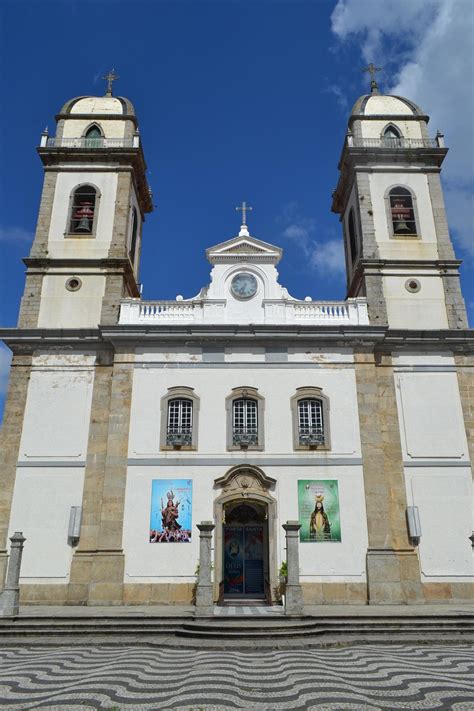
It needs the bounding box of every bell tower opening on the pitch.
[222,500,268,600]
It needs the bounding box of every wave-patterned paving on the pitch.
[0,644,473,710]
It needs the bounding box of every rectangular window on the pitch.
[232,398,258,446]
[298,399,324,445]
[167,399,193,446]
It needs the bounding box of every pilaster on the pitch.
[0,355,32,589]
[354,350,423,604]
[68,348,134,606]
[455,355,474,483]
[426,173,468,328]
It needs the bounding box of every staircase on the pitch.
[2,611,474,648]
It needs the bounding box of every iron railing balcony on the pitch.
[350,137,440,149]
[166,427,192,447]
[233,428,258,447]
[40,136,139,149]
[299,428,325,446]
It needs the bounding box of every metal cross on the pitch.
[235,201,253,225]
[103,69,119,96]
[363,63,382,91]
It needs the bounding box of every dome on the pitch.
[59,95,135,116]
[351,93,424,117]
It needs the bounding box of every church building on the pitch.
[0,74,473,608]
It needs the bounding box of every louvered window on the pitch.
[232,398,258,447]
[167,398,193,446]
[298,399,324,446]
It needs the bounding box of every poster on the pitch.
[298,480,341,542]
[149,479,192,542]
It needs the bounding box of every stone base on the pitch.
[68,551,125,606]
[20,584,69,605]
[123,583,194,605]
[285,583,304,615]
[367,549,423,605]
[302,582,367,605]
[423,582,474,603]
[0,588,20,616]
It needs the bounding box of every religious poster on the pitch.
[298,480,341,542]
[149,479,192,543]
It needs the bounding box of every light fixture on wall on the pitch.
[406,506,422,546]
[68,506,82,546]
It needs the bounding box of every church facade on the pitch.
[0,81,473,608]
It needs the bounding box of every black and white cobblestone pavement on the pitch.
[1,644,474,710]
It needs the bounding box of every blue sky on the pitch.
[1,0,473,418]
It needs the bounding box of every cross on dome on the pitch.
[362,63,382,94]
[102,69,119,96]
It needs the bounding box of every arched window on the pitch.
[226,387,264,450]
[389,187,417,235]
[291,387,330,450]
[382,124,402,146]
[129,207,138,265]
[69,185,98,234]
[232,398,258,447]
[348,208,358,263]
[297,399,324,445]
[167,398,193,446]
[160,387,200,450]
[84,124,103,148]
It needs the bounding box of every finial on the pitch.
[362,63,383,94]
[102,68,119,96]
[235,201,253,236]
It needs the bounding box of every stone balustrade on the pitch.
[119,298,369,326]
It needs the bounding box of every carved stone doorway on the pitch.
[213,466,277,604]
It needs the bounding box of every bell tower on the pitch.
[331,72,467,329]
[18,74,153,329]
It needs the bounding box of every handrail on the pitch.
[43,137,137,149]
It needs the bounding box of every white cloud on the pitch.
[0,226,33,243]
[331,0,474,257]
[279,205,345,277]
[0,344,12,398]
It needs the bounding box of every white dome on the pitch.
[351,93,424,117]
[59,94,135,116]
[70,96,124,114]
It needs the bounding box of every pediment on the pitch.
[207,235,282,264]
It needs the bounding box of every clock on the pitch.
[230,272,258,300]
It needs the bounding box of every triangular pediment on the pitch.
[207,234,282,264]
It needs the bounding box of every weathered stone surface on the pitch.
[355,351,423,605]
[0,355,32,586]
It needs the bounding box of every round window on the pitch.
[405,278,421,293]
[66,277,82,292]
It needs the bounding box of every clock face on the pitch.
[230,273,258,300]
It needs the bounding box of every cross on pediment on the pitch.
[235,201,253,226]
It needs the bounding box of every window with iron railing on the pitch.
[298,398,324,446]
[232,398,258,447]
[166,398,193,447]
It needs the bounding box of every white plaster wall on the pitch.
[122,465,368,583]
[395,371,468,460]
[405,469,473,579]
[9,467,85,581]
[361,119,423,140]
[62,119,127,139]
[37,272,105,328]
[128,364,361,457]
[369,172,438,249]
[47,171,118,256]
[19,365,94,460]
[383,273,449,329]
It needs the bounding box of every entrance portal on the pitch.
[223,501,268,599]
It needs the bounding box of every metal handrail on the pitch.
[45,137,135,149]
[352,137,438,149]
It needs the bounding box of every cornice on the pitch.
[1,325,473,355]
